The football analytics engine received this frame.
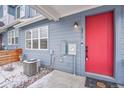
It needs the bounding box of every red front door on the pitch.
[85,11,114,76]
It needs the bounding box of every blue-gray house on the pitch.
[0,5,124,85]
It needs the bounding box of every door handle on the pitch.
[85,46,88,61]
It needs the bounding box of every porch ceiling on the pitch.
[31,5,102,21]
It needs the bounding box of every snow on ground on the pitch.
[0,62,51,88]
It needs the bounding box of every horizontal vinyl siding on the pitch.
[19,13,82,74]
[49,14,82,74]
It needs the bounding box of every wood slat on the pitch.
[0,49,22,65]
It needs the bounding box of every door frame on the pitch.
[84,9,116,79]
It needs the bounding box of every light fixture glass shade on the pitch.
[74,22,79,32]
[74,22,78,29]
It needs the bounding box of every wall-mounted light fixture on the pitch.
[74,22,79,32]
[74,22,79,29]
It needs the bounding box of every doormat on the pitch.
[85,77,118,88]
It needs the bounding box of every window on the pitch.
[20,5,25,18]
[16,6,20,18]
[39,27,48,49]
[0,6,3,18]
[15,30,19,44]
[25,31,31,48]
[8,30,19,45]
[8,6,15,16]
[16,5,25,19]
[8,31,12,45]
[30,7,40,17]
[25,26,48,50]
[32,28,39,49]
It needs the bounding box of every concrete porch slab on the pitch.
[28,70,86,88]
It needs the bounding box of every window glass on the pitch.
[12,37,15,44]
[20,5,25,18]
[15,30,19,37]
[39,26,48,49]
[12,31,15,44]
[16,5,25,18]
[32,29,38,39]
[33,39,38,49]
[40,39,47,49]
[17,7,20,18]
[26,31,31,39]
[30,8,37,17]
[8,6,15,16]
[9,31,12,37]
[0,6,3,18]
[26,40,31,48]
[15,37,18,44]
[40,28,48,38]
[8,31,11,44]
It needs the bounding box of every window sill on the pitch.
[8,44,18,46]
[25,48,48,51]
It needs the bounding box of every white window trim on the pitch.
[25,26,48,50]
[8,30,19,45]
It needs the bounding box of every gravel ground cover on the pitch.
[0,62,51,88]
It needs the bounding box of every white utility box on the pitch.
[68,43,76,55]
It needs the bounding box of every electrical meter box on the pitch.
[68,43,76,55]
